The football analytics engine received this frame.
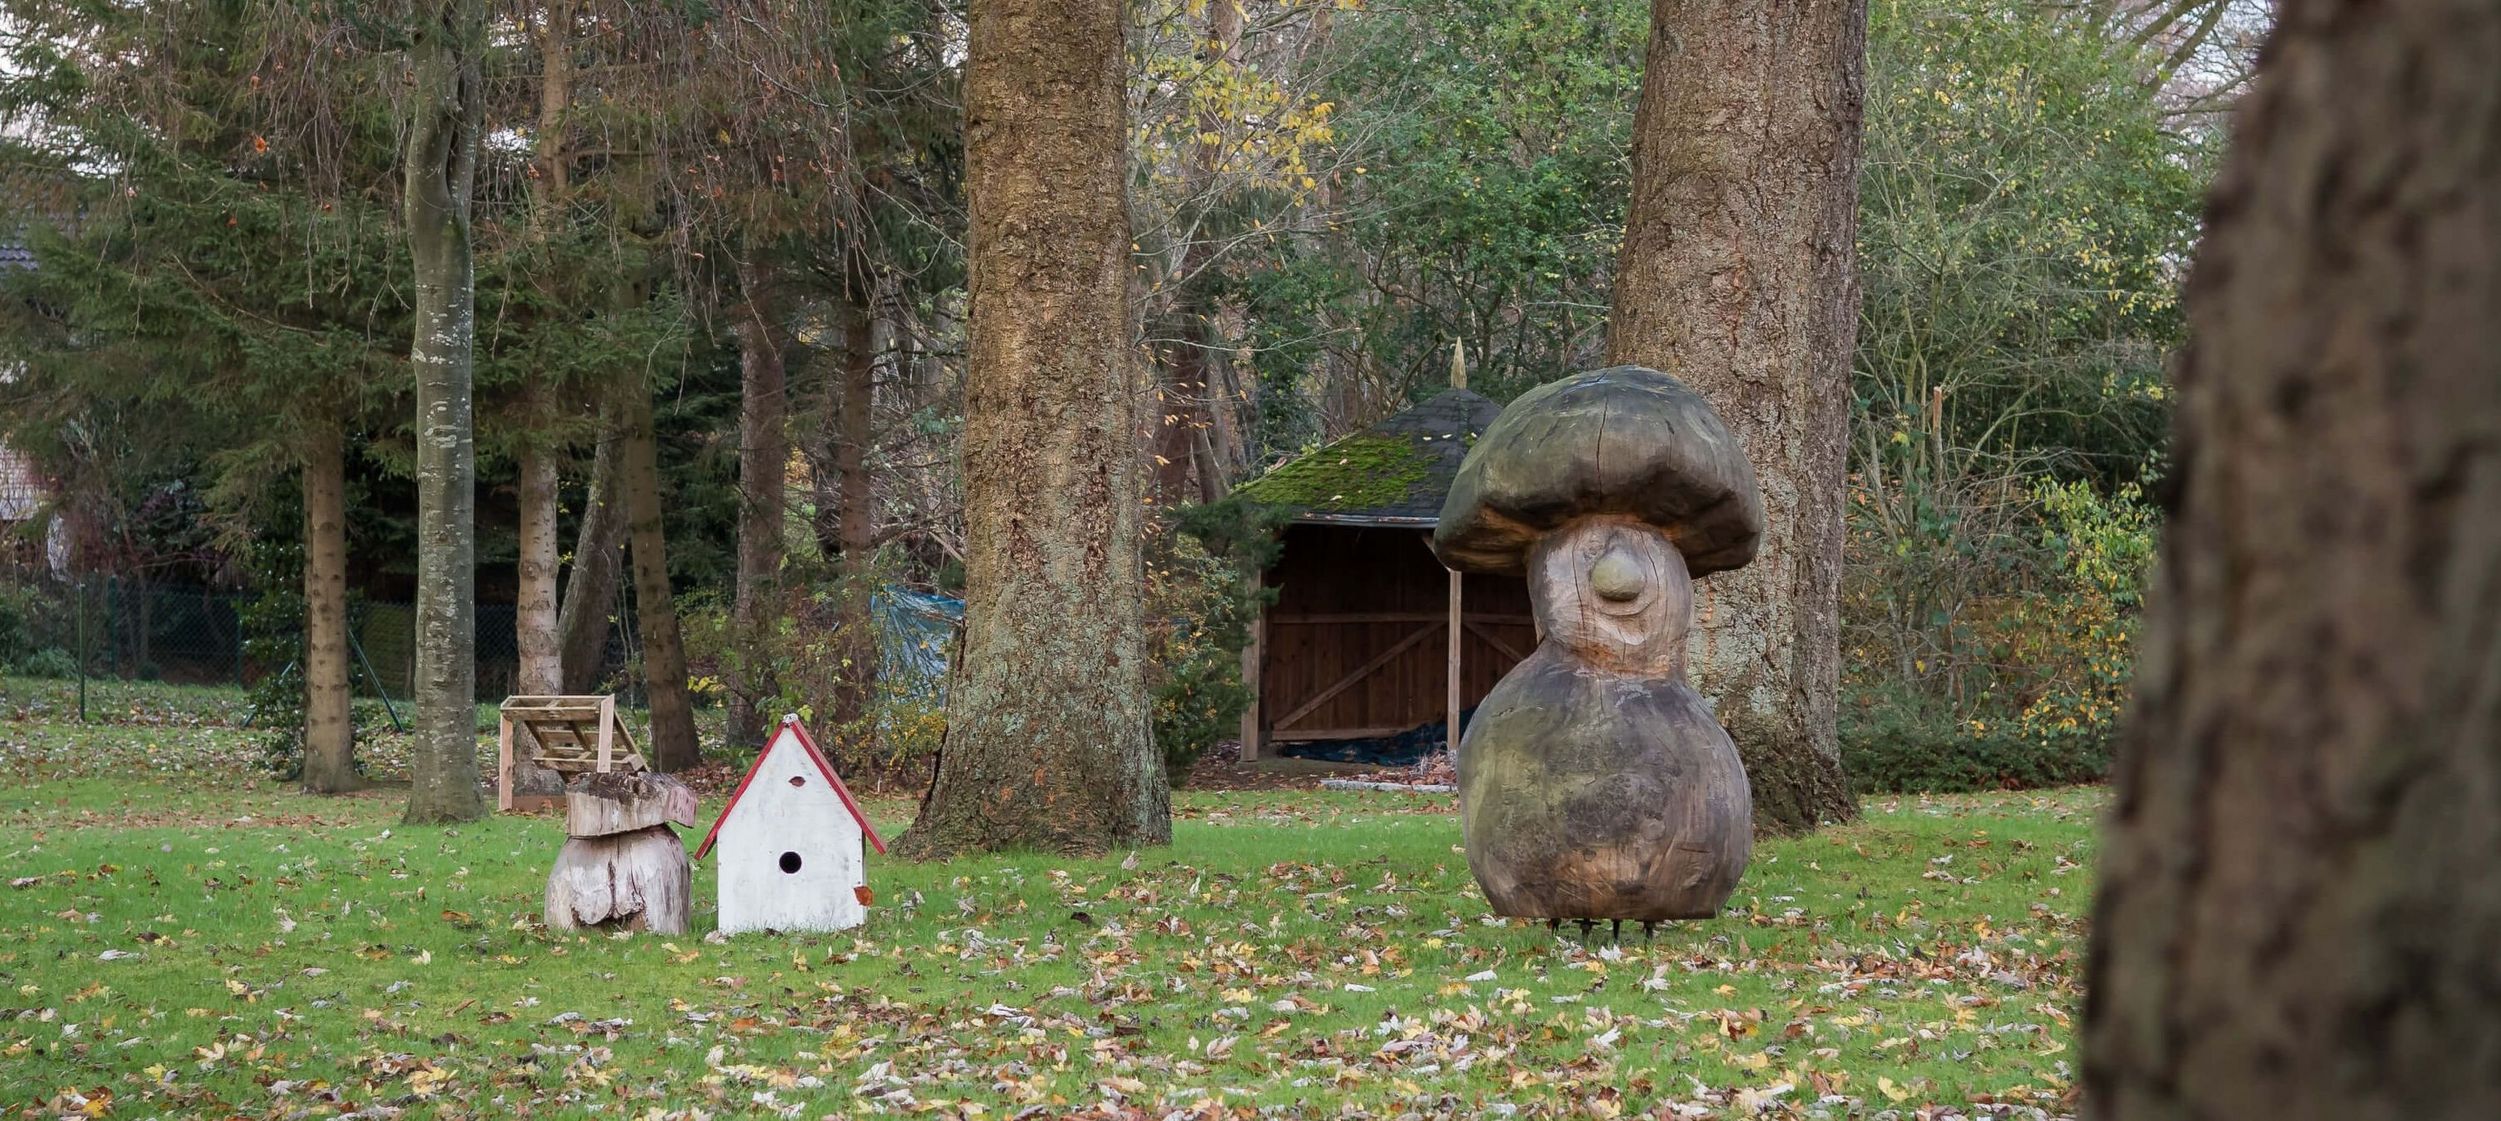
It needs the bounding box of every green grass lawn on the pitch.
[1,685,2096,1119]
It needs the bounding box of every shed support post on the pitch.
[1240,576,1264,762]
[1446,568,1463,754]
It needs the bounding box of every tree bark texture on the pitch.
[557,427,627,694]
[619,386,700,772]
[727,275,787,749]
[2082,3,2501,1118]
[898,0,1169,857]
[1604,0,1866,834]
[544,827,689,934]
[300,415,362,794]
[516,444,562,696]
[402,0,486,825]
[825,288,881,740]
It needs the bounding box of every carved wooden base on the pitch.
[1458,646,1751,921]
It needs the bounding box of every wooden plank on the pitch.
[1271,726,1418,741]
[596,694,616,773]
[614,708,644,768]
[1240,577,1265,762]
[1271,623,1439,732]
[497,712,516,813]
[1447,569,1463,751]
[503,701,603,719]
[534,724,585,749]
[1466,620,1530,665]
[1269,611,1535,626]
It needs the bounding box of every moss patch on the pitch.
[1233,433,1435,513]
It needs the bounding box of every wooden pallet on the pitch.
[497,694,646,812]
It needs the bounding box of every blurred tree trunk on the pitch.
[515,445,561,695]
[556,428,625,693]
[1605,0,1866,834]
[619,386,699,771]
[299,414,362,793]
[896,0,1168,857]
[727,267,786,748]
[403,0,487,825]
[2083,1,2501,1116]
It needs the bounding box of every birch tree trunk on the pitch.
[556,428,626,694]
[896,0,1168,857]
[300,414,362,793]
[1604,0,1865,834]
[619,386,700,771]
[402,0,486,825]
[2083,2,2501,1116]
[515,445,562,695]
[727,274,787,748]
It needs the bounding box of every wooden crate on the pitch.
[497,694,645,812]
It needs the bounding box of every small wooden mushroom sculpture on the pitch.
[1432,365,1765,925]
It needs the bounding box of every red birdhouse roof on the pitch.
[693,716,887,860]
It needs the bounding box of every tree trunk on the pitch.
[896,0,1168,857]
[515,444,562,695]
[299,415,362,794]
[1604,0,1865,834]
[619,386,700,771]
[544,827,690,934]
[824,285,881,741]
[402,0,486,826]
[557,427,627,694]
[727,273,787,748]
[2082,3,2501,1117]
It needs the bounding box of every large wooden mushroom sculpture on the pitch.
[1431,365,1764,932]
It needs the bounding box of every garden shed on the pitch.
[1231,386,1536,761]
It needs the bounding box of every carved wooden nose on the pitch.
[1590,549,1645,602]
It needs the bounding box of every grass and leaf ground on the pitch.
[2,682,2098,1119]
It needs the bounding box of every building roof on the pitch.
[693,716,887,860]
[1232,389,1503,527]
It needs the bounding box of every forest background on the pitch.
[0,0,2258,794]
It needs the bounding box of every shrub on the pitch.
[1145,529,1258,783]
[1842,686,2111,794]
[0,580,73,669]
[11,646,77,678]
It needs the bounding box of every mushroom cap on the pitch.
[1431,365,1763,576]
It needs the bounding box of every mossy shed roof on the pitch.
[1233,389,1502,526]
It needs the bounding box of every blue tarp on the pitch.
[874,586,962,704]
[1281,708,1472,768]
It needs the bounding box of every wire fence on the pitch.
[0,575,554,710]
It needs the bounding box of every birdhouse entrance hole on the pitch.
[779,851,803,873]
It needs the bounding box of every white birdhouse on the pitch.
[694,715,886,934]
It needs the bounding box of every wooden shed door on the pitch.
[1255,525,1535,745]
